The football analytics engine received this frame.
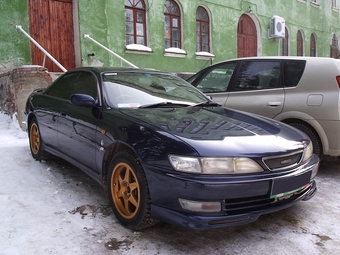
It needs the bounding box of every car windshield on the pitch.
[102,71,208,108]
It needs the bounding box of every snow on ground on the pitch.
[1,112,340,255]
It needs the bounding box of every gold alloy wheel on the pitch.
[111,162,141,219]
[30,123,40,155]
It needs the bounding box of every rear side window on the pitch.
[73,72,98,99]
[45,71,98,100]
[193,62,237,93]
[283,60,306,87]
[46,72,79,99]
[229,61,281,92]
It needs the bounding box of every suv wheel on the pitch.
[289,122,322,157]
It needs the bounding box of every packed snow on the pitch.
[1,112,340,255]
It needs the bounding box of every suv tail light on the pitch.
[336,76,340,88]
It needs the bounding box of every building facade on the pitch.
[1,0,340,74]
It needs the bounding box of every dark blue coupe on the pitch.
[25,67,319,230]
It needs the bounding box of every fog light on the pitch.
[179,198,221,212]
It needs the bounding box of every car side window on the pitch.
[195,62,237,93]
[229,61,281,92]
[283,60,306,87]
[73,72,98,99]
[45,72,79,99]
[45,71,98,100]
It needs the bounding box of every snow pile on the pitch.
[0,112,27,140]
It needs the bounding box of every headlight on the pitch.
[168,155,201,173]
[302,142,313,163]
[168,155,263,174]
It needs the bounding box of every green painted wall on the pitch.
[0,0,30,71]
[1,0,340,74]
[79,0,246,72]
[79,0,340,73]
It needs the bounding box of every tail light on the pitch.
[336,76,340,88]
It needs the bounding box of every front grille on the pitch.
[262,151,303,171]
[223,185,308,215]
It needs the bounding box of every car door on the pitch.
[57,71,100,172]
[36,72,80,149]
[225,60,284,119]
[188,61,238,105]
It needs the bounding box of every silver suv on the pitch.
[188,56,340,158]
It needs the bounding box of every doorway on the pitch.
[28,0,75,72]
[237,14,257,58]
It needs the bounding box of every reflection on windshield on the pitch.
[102,72,207,108]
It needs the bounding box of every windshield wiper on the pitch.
[191,101,220,107]
[139,102,191,109]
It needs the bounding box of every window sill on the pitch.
[195,52,215,60]
[311,2,320,8]
[164,47,187,58]
[125,44,153,54]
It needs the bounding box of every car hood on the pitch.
[118,106,307,156]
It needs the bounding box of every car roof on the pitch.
[212,56,340,65]
[68,66,171,75]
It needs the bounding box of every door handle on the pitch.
[267,102,282,107]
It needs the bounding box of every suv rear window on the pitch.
[283,60,306,87]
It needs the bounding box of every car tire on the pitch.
[107,151,159,230]
[289,122,322,157]
[28,118,49,161]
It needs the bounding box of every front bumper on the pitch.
[146,155,319,229]
[151,180,316,229]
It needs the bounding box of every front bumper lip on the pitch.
[151,180,317,229]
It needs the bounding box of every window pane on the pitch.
[202,34,208,44]
[233,61,281,91]
[126,22,134,34]
[202,24,208,33]
[202,44,209,52]
[283,61,306,87]
[137,37,145,45]
[125,9,133,21]
[137,11,144,22]
[126,35,134,45]
[136,23,144,36]
[74,72,98,99]
[196,32,200,44]
[172,18,178,28]
[136,1,143,8]
[164,16,171,39]
[46,72,79,99]
[172,40,180,48]
[165,39,170,48]
[172,29,179,41]
[195,62,237,93]
[165,30,171,39]
[164,16,170,27]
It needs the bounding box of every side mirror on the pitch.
[70,94,96,107]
